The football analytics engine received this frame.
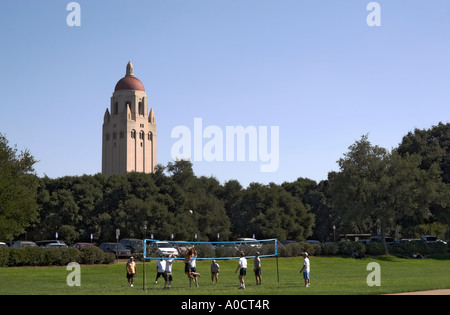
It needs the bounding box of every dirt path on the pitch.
[386,289,450,295]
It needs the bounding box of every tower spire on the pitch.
[126,61,134,77]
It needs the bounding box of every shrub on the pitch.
[297,242,316,256]
[8,248,27,266]
[391,241,448,257]
[260,244,276,256]
[60,248,80,265]
[365,242,385,255]
[283,243,302,257]
[312,244,323,256]
[103,252,115,264]
[215,246,240,258]
[23,247,45,266]
[80,246,106,264]
[0,247,9,267]
[43,248,62,265]
[194,245,215,259]
[428,242,448,255]
[322,243,339,255]
[0,246,113,267]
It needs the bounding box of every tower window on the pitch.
[131,130,136,139]
[113,102,118,115]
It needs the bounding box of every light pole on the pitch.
[143,224,147,292]
[115,228,120,261]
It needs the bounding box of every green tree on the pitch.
[328,135,441,254]
[397,122,450,228]
[0,134,39,240]
[283,178,337,241]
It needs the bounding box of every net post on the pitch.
[143,238,147,293]
[275,239,279,283]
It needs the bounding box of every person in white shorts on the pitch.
[299,252,310,287]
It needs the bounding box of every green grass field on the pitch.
[0,255,449,295]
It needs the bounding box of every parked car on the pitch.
[148,241,178,257]
[304,240,321,245]
[99,242,131,258]
[173,242,193,248]
[421,235,447,245]
[120,238,144,254]
[0,242,7,248]
[35,240,66,247]
[45,243,68,248]
[11,241,38,248]
[280,240,297,245]
[371,236,395,245]
[71,242,95,251]
[237,238,261,248]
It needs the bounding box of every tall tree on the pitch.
[397,122,450,227]
[0,134,39,240]
[328,135,441,254]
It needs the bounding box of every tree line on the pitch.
[0,123,449,254]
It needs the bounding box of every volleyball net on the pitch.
[144,238,278,260]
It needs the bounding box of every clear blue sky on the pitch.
[1,0,449,187]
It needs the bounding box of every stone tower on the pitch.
[102,61,157,176]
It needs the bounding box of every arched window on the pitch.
[131,130,136,139]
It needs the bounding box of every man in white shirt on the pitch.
[235,251,247,289]
[164,254,175,289]
[299,252,310,287]
[155,259,166,284]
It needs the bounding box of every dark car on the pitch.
[371,236,395,245]
[119,238,144,254]
[71,242,95,251]
[99,242,131,258]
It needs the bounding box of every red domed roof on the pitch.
[114,76,145,92]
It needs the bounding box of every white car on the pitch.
[45,243,68,248]
[0,242,7,248]
[421,235,447,245]
[237,238,262,248]
[150,242,178,257]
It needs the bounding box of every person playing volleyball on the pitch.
[177,245,201,286]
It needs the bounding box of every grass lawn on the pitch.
[0,255,449,295]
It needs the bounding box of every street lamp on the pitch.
[115,228,120,261]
